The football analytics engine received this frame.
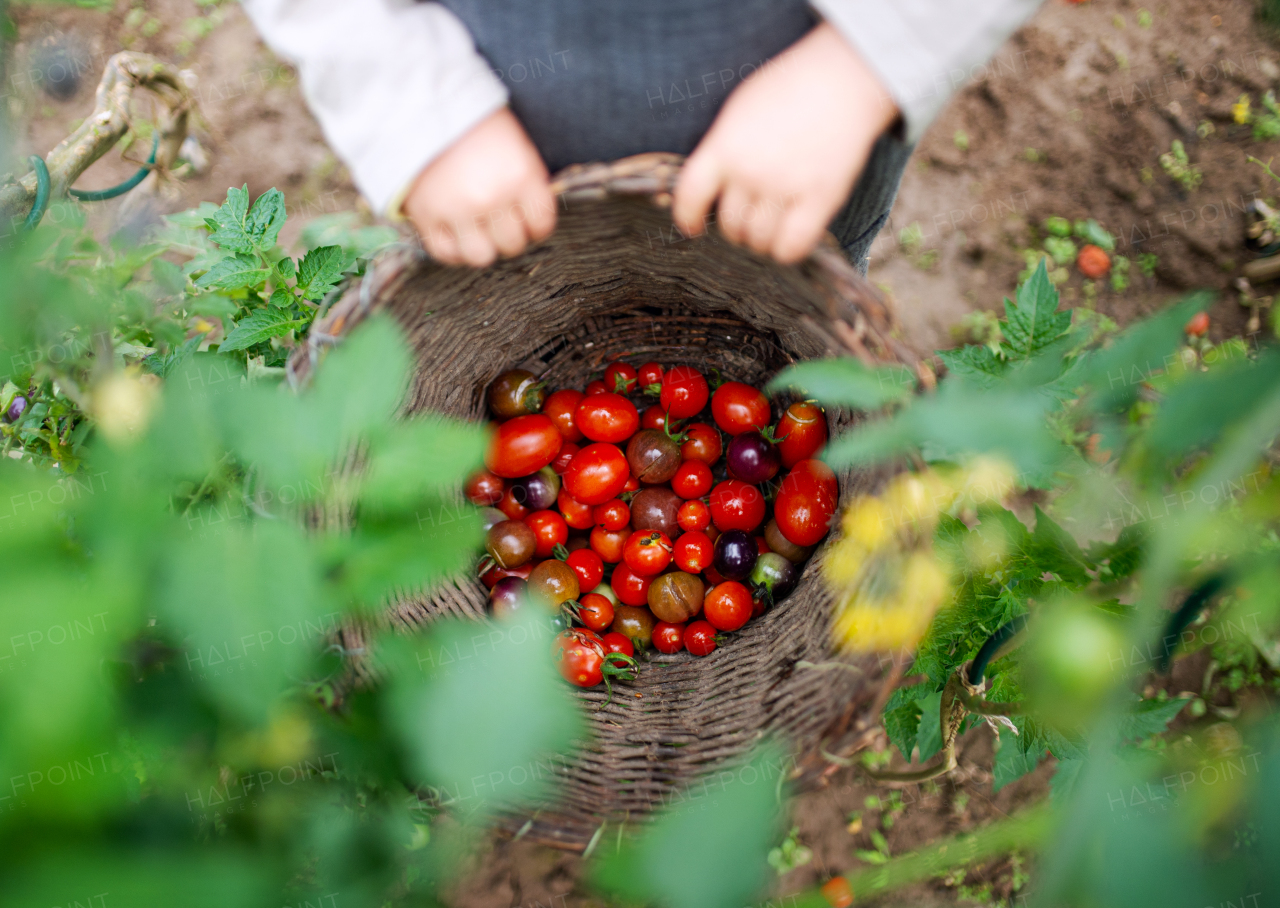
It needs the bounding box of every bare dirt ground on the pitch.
[6,0,1279,904]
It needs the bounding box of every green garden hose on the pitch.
[21,155,50,233]
[20,134,159,232]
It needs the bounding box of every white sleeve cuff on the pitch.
[810,0,1044,144]
[242,0,509,216]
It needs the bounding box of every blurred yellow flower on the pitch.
[824,459,1015,653]
[1233,94,1251,125]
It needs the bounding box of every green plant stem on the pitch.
[781,805,1054,908]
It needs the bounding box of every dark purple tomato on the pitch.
[508,466,560,512]
[630,487,683,540]
[490,576,530,619]
[726,431,781,484]
[5,396,27,423]
[749,552,799,605]
[713,529,758,582]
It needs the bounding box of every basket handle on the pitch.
[288,153,924,389]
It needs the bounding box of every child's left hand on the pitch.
[672,22,899,264]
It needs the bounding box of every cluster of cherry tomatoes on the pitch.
[465,360,838,690]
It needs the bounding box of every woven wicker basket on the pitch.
[288,153,922,851]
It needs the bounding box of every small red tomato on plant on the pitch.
[704,580,753,631]
[1185,311,1210,337]
[652,621,686,654]
[464,469,504,506]
[711,381,771,435]
[775,401,828,468]
[611,563,653,606]
[593,498,631,531]
[638,362,664,392]
[673,530,713,574]
[542,388,585,442]
[623,530,673,576]
[590,525,630,563]
[671,459,713,499]
[709,479,766,533]
[566,547,604,591]
[577,591,615,633]
[557,488,596,529]
[1077,244,1111,278]
[677,499,711,533]
[585,379,607,395]
[604,361,638,394]
[684,620,719,656]
[524,510,568,559]
[484,414,563,479]
[680,422,722,464]
[576,393,640,444]
[563,443,630,505]
[660,365,710,419]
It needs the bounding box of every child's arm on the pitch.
[674,0,1043,263]
[243,0,552,266]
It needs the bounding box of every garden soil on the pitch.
[7,0,1279,903]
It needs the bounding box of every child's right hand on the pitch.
[404,107,556,267]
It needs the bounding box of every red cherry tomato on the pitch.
[557,488,595,530]
[660,365,709,419]
[601,631,635,658]
[611,563,653,606]
[674,530,713,574]
[564,443,630,505]
[709,479,766,533]
[623,530,673,576]
[652,621,686,654]
[566,548,604,591]
[594,499,631,531]
[622,474,640,493]
[479,561,533,589]
[590,525,629,563]
[498,486,530,520]
[711,381,771,435]
[604,362,637,395]
[1186,311,1210,337]
[684,620,719,656]
[774,459,838,547]
[585,379,608,396]
[704,563,727,586]
[484,415,563,479]
[578,591,614,632]
[680,422,723,464]
[542,389,585,443]
[551,441,579,475]
[524,510,568,558]
[671,460,713,499]
[677,499,711,532]
[755,536,770,554]
[576,393,640,444]
[641,405,673,432]
[704,581,752,631]
[775,401,828,468]
[464,469,504,506]
[638,362,664,392]
[553,629,606,687]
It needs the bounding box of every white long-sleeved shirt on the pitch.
[242,0,1043,217]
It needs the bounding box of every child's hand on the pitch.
[404,108,555,266]
[673,22,899,264]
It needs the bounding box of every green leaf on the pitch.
[914,691,944,761]
[268,287,295,308]
[141,332,205,379]
[246,187,287,250]
[766,358,913,410]
[204,185,253,251]
[193,252,269,292]
[151,257,188,295]
[1083,292,1209,411]
[1029,506,1092,586]
[276,255,297,282]
[1049,758,1083,802]
[884,696,925,761]
[593,743,787,908]
[1002,260,1071,362]
[936,344,1006,388]
[219,308,296,353]
[296,245,345,301]
[384,614,583,813]
[1073,218,1116,252]
[311,314,412,442]
[993,727,1044,791]
[361,416,487,510]
[1118,697,1188,741]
